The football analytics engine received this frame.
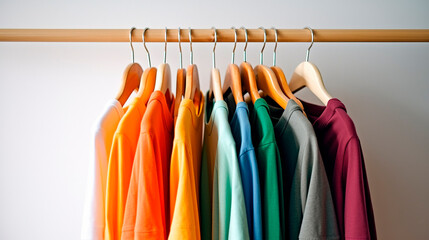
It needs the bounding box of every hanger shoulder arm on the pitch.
[223,64,244,103]
[210,68,223,101]
[116,63,143,106]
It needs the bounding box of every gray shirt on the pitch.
[266,98,339,240]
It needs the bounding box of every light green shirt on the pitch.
[200,96,250,240]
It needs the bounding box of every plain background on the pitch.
[1,0,428,239]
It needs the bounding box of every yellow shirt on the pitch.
[104,96,147,240]
[169,92,205,240]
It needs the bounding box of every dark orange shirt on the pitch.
[122,91,175,240]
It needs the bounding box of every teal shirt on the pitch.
[200,96,250,240]
[249,98,285,240]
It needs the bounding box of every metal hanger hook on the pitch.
[163,27,167,64]
[271,27,278,66]
[178,27,182,69]
[305,26,314,62]
[259,27,267,65]
[189,27,193,65]
[129,27,136,63]
[240,27,248,62]
[211,27,217,68]
[231,27,237,64]
[142,27,151,67]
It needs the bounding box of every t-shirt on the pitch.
[81,99,125,240]
[169,91,205,240]
[200,94,250,240]
[122,91,175,240]
[248,98,284,240]
[265,97,339,240]
[225,90,262,240]
[300,98,377,240]
[104,96,147,240]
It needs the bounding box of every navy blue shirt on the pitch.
[225,89,262,240]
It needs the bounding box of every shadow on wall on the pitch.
[330,86,429,240]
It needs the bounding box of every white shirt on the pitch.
[81,100,124,240]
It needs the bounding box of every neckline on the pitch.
[179,90,205,130]
[205,95,229,136]
[147,90,175,133]
[299,98,346,129]
[273,99,302,137]
[110,99,125,117]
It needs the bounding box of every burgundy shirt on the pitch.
[300,98,377,240]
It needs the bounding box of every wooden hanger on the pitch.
[271,66,307,110]
[253,27,288,109]
[155,63,171,94]
[241,61,260,104]
[239,27,260,104]
[136,67,156,102]
[174,68,185,122]
[269,27,305,110]
[154,28,172,96]
[174,28,186,123]
[222,64,243,103]
[185,64,200,101]
[115,27,143,106]
[115,63,143,106]
[208,28,223,102]
[136,28,156,105]
[289,27,332,105]
[210,69,223,101]
[222,27,244,104]
[184,28,202,106]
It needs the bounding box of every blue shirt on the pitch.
[225,90,262,240]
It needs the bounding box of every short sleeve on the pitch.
[169,140,200,240]
[122,133,166,239]
[105,134,134,240]
[343,137,375,239]
[294,137,339,240]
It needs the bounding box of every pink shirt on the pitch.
[301,98,377,240]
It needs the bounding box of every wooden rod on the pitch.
[0,29,429,42]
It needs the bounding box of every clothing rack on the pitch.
[0,29,429,42]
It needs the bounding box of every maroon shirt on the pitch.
[300,98,377,240]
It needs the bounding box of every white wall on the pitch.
[1,0,428,239]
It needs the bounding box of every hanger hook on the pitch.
[231,27,237,64]
[129,27,136,63]
[305,27,314,62]
[163,27,167,64]
[271,27,278,66]
[178,27,182,69]
[240,27,248,62]
[189,27,193,65]
[142,27,151,67]
[258,27,267,65]
[211,27,217,68]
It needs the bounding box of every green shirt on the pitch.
[249,98,285,240]
[200,96,250,240]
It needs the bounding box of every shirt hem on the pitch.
[345,237,371,240]
[299,237,339,240]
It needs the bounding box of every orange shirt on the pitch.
[104,96,147,240]
[169,92,205,240]
[122,91,175,240]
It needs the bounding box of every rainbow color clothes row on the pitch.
[81,89,375,240]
